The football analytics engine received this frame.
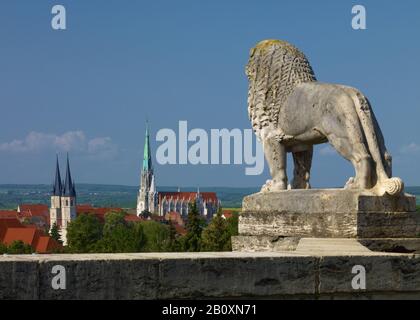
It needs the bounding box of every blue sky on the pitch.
[0,0,419,187]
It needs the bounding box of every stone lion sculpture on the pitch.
[246,39,403,196]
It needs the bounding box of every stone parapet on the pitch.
[1,251,420,299]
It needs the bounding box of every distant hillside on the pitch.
[0,184,418,210]
[0,184,259,209]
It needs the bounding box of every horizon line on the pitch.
[0,183,262,189]
[1,183,420,189]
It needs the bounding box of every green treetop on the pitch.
[201,209,232,251]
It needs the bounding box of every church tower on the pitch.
[137,124,157,216]
[50,155,62,232]
[61,154,77,245]
[49,154,77,245]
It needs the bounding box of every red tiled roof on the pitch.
[18,204,49,217]
[0,218,23,241]
[35,236,50,253]
[158,192,218,203]
[36,236,60,253]
[18,210,32,218]
[165,211,184,226]
[17,205,50,229]
[15,205,50,230]
[76,204,94,211]
[0,210,18,219]
[2,225,61,253]
[0,218,22,228]
[222,210,233,219]
[174,224,187,236]
[124,214,143,222]
[3,227,39,247]
[77,206,123,215]
[150,216,165,222]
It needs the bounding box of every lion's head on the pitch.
[246,39,315,82]
[246,39,316,131]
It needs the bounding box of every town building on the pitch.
[136,124,221,220]
[17,204,49,230]
[0,205,50,233]
[158,190,219,220]
[0,217,61,253]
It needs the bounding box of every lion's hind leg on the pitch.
[327,132,373,190]
[318,90,375,190]
[291,147,313,189]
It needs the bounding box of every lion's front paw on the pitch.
[344,177,355,189]
[261,180,273,192]
[261,179,287,192]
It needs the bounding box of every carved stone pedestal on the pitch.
[232,189,420,253]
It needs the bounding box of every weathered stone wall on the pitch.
[240,190,419,238]
[1,251,420,300]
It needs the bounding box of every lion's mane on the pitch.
[246,40,316,132]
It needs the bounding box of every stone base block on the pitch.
[232,236,420,254]
[232,235,300,252]
[239,189,419,238]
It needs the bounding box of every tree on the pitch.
[97,212,146,253]
[102,212,127,235]
[140,210,152,219]
[50,222,62,244]
[66,214,103,253]
[201,209,232,251]
[166,220,182,252]
[0,242,8,254]
[183,201,205,252]
[7,240,33,254]
[226,212,239,237]
[132,222,147,251]
[141,220,170,252]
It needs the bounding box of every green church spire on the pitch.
[143,122,152,171]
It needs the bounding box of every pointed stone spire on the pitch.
[72,180,77,197]
[63,153,76,197]
[142,122,152,172]
[137,121,157,216]
[52,154,62,196]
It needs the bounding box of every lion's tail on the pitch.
[342,86,403,196]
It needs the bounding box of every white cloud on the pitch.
[400,142,420,155]
[87,137,118,158]
[0,131,117,158]
[54,131,86,152]
[319,145,336,156]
